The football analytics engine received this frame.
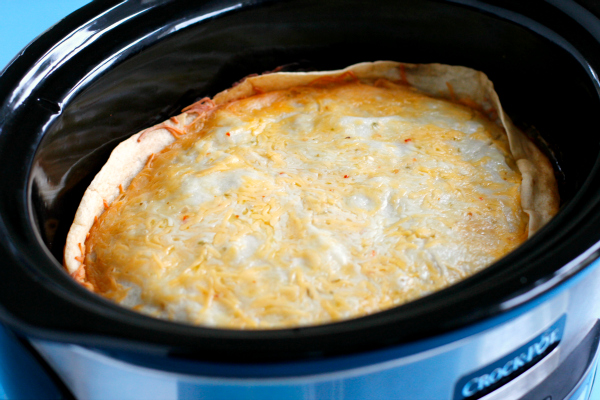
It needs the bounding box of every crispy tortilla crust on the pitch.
[64,61,559,277]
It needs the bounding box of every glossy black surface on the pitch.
[1,0,600,361]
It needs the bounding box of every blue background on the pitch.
[0,0,91,71]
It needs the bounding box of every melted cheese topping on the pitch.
[85,80,528,328]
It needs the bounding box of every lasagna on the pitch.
[64,62,559,328]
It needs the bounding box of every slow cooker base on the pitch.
[22,257,600,400]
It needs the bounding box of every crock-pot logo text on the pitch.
[461,328,560,397]
[453,315,566,400]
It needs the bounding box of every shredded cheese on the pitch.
[84,80,528,329]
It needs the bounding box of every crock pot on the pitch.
[2,0,600,399]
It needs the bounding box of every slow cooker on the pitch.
[2,0,600,399]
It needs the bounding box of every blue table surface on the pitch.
[2,1,600,399]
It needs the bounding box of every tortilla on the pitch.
[64,61,559,325]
